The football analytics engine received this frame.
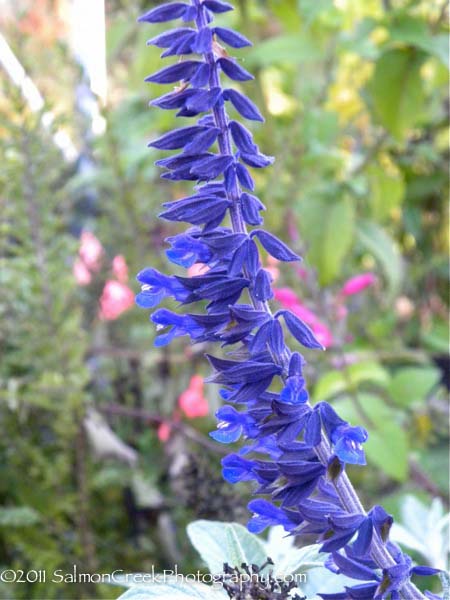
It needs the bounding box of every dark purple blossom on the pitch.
[331,425,368,466]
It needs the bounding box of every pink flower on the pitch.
[309,321,333,349]
[274,287,334,348]
[273,287,300,309]
[178,375,208,418]
[265,256,280,282]
[157,422,171,443]
[340,273,377,297]
[99,280,135,321]
[73,258,92,286]
[335,304,348,320]
[290,302,320,326]
[295,266,308,280]
[112,255,129,283]
[79,231,103,272]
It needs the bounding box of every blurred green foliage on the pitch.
[0,0,448,598]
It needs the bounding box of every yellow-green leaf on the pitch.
[367,48,426,141]
[299,195,355,285]
[388,367,441,407]
[367,163,405,220]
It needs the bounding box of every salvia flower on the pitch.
[340,272,377,297]
[99,280,134,321]
[78,230,103,271]
[179,374,208,418]
[331,425,368,466]
[136,2,440,598]
[112,254,129,282]
[73,257,92,286]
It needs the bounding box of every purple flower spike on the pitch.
[135,3,438,599]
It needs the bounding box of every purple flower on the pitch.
[210,405,257,443]
[221,454,256,483]
[135,268,189,306]
[247,499,298,534]
[331,425,368,466]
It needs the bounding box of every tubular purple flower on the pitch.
[136,2,440,598]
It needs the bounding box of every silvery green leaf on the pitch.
[301,566,361,599]
[439,571,450,599]
[391,523,427,556]
[265,527,323,577]
[187,520,267,574]
[391,495,449,569]
[116,580,227,600]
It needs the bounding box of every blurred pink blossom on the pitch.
[99,280,135,321]
[265,256,280,282]
[295,265,308,280]
[290,303,320,326]
[178,375,208,418]
[157,422,171,443]
[335,304,348,320]
[273,287,299,308]
[73,258,92,286]
[79,231,103,272]
[308,321,333,349]
[274,287,334,348]
[340,273,377,296]
[112,255,129,283]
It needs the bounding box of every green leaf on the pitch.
[300,195,355,285]
[314,371,348,402]
[367,427,408,482]
[303,109,339,147]
[347,361,390,388]
[187,521,267,575]
[117,581,226,600]
[388,366,441,406]
[314,361,389,401]
[367,48,426,140]
[357,220,403,299]
[246,33,322,66]
[416,446,450,495]
[422,319,450,353]
[297,0,332,24]
[335,395,409,481]
[267,1,302,31]
[388,16,449,69]
[367,163,405,220]
[341,18,379,59]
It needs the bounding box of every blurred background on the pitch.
[0,0,448,598]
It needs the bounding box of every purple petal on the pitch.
[138,3,188,23]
